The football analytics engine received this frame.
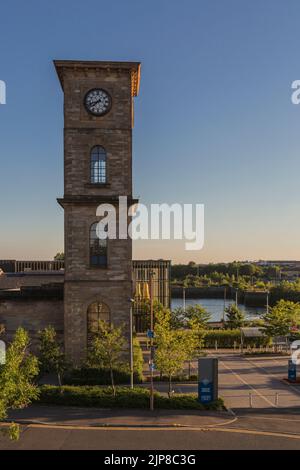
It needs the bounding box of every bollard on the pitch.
[275,393,279,407]
[215,340,218,351]
[249,392,253,408]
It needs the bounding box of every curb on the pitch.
[5,414,237,430]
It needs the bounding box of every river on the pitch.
[171,297,265,322]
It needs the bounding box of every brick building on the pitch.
[0,60,170,364]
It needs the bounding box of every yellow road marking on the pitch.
[2,423,300,441]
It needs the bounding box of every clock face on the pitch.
[84,88,112,116]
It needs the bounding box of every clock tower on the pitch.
[54,60,141,364]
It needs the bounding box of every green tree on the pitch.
[54,252,64,260]
[225,304,245,329]
[87,321,125,396]
[0,328,39,440]
[154,309,190,397]
[184,304,211,327]
[262,300,300,341]
[185,317,206,379]
[133,336,144,380]
[38,326,68,387]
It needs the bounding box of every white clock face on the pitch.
[84,89,112,116]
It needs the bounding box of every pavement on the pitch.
[6,405,234,428]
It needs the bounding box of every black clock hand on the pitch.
[89,98,101,106]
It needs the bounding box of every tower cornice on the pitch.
[53,60,141,96]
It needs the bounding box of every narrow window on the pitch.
[87,302,110,344]
[91,146,106,183]
[90,222,108,267]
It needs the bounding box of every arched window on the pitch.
[90,146,107,183]
[87,302,110,342]
[90,222,108,267]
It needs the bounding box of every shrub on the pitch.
[38,385,224,410]
[64,367,143,386]
[203,329,269,348]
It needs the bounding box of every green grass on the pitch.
[38,385,224,411]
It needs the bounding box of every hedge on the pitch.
[203,329,269,348]
[63,367,143,386]
[38,385,224,411]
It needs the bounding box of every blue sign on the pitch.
[198,379,214,403]
[288,360,297,382]
[147,329,154,339]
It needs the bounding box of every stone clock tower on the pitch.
[54,60,141,364]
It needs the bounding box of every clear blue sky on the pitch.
[1,0,300,263]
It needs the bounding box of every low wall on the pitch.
[0,298,64,351]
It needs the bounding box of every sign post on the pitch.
[288,359,297,382]
[198,357,218,404]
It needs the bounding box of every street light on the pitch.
[128,297,135,389]
[149,270,155,411]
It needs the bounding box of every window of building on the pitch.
[87,302,110,343]
[90,222,107,267]
[90,146,107,183]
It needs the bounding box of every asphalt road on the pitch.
[1,422,300,450]
[156,352,300,410]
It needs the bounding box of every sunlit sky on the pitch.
[1,0,300,263]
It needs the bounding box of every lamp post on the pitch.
[129,298,135,389]
[222,287,226,322]
[149,270,155,411]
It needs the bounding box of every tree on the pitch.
[87,321,125,396]
[262,300,300,341]
[171,304,211,330]
[225,304,245,329]
[184,304,211,327]
[133,336,144,380]
[54,252,64,260]
[38,326,68,387]
[0,328,39,440]
[154,309,190,397]
[185,317,206,379]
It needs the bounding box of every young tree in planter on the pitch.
[0,328,39,440]
[87,321,125,396]
[154,309,190,397]
[225,304,245,329]
[38,326,68,387]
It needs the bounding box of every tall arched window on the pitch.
[90,146,107,183]
[90,222,108,267]
[87,302,110,343]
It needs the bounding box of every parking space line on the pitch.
[244,357,300,397]
[218,358,276,408]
